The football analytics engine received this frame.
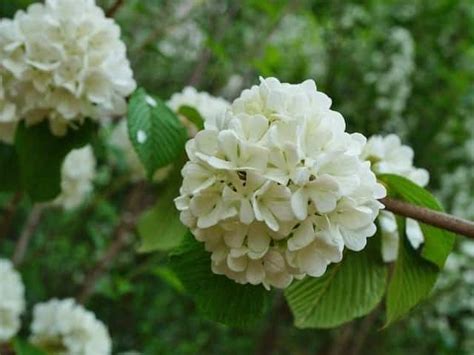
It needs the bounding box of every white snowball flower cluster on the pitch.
[30,299,111,355]
[167,86,230,132]
[55,145,96,210]
[175,77,386,289]
[0,0,136,137]
[0,259,25,342]
[361,134,429,262]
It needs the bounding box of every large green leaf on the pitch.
[137,171,187,253]
[284,236,387,329]
[127,88,187,180]
[378,174,455,268]
[169,232,271,328]
[385,218,438,325]
[0,143,20,192]
[14,120,95,202]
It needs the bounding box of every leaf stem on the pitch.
[12,204,45,266]
[106,0,125,17]
[380,197,474,239]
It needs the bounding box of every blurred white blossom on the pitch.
[0,258,25,342]
[361,134,429,262]
[167,86,230,131]
[0,0,136,136]
[0,74,18,144]
[176,77,386,289]
[30,298,111,355]
[55,145,96,210]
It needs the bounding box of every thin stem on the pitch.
[106,0,125,17]
[380,197,474,239]
[12,205,44,266]
[0,191,22,240]
[77,183,148,304]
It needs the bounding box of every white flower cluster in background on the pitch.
[365,27,415,138]
[361,134,429,262]
[0,259,25,342]
[175,77,386,289]
[55,145,96,210]
[0,0,136,138]
[30,298,111,355]
[167,86,230,132]
[408,240,474,352]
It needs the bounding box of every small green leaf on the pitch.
[14,120,95,202]
[13,338,47,355]
[385,217,438,326]
[284,236,387,329]
[137,171,187,253]
[378,174,455,268]
[169,232,271,328]
[127,88,187,180]
[178,105,204,130]
[0,143,20,192]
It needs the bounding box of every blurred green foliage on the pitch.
[1,0,473,354]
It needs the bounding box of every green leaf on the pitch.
[13,338,47,355]
[178,105,204,130]
[284,236,387,329]
[0,143,20,192]
[169,232,271,328]
[137,170,187,253]
[14,120,95,202]
[127,88,187,180]
[378,174,455,268]
[152,266,185,293]
[385,217,438,325]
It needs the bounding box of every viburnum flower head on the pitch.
[30,298,111,355]
[361,134,429,262]
[175,77,386,289]
[0,259,25,342]
[0,0,136,136]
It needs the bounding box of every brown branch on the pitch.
[77,183,148,304]
[106,0,125,17]
[381,197,474,239]
[0,191,22,240]
[12,205,44,266]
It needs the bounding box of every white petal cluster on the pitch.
[361,134,429,262]
[0,0,136,137]
[30,299,111,355]
[0,258,25,342]
[175,77,386,289]
[55,145,96,210]
[167,86,230,131]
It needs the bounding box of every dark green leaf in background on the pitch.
[14,120,95,202]
[285,235,387,328]
[0,143,20,192]
[170,232,271,328]
[13,339,46,355]
[127,88,187,180]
